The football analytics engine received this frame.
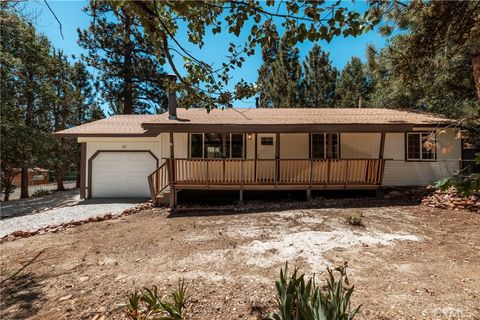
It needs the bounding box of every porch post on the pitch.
[275,132,280,186]
[80,142,86,199]
[378,132,387,186]
[254,133,258,182]
[169,132,175,208]
[379,132,386,159]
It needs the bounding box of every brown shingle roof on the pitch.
[55,108,455,136]
[55,115,158,136]
[148,108,453,125]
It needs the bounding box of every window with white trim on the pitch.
[311,133,339,159]
[406,132,436,161]
[189,133,244,159]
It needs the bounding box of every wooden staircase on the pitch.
[147,162,170,206]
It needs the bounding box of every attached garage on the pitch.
[89,151,158,198]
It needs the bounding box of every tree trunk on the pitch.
[20,167,29,198]
[472,53,480,100]
[56,166,65,191]
[123,11,134,114]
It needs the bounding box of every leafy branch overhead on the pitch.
[110,0,384,109]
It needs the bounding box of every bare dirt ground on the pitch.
[1,200,479,319]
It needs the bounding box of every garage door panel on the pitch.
[91,152,156,198]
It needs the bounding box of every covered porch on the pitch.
[148,129,390,207]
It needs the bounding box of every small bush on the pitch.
[267,263,361,320]
[32,189,50,197]
[125,279,187,320]
[346,214,364,227]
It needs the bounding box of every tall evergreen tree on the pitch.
[0,9,52,198]
[78,0,167,114]
[257,36,302,108]
[302,44,337,108]
[335,57,373,108]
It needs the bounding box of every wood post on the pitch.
[306,189,312,201]
[80,142,86,199]
[239,189,244,206]
[276,132,280,186]
[169,132,175,209]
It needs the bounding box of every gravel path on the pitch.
[0,199,143,237]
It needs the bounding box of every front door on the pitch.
[257,134,276,159]
[256,134,276,182]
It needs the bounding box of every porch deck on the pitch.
[148,158,385,204]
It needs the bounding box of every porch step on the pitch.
[156,191,170,205]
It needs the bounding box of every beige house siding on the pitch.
[280,133,309,159]
[382,129,461,186]
[340,133,381,159]
[246,134,255,159]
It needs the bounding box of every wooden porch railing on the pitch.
[147,162,169,203]
[166,158,385,188]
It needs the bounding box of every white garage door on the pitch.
[91,152,157,198]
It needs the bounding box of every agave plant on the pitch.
[268,263,361,320]
[125,279,188,320]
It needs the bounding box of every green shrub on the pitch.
[346,214,364,227]
[267,263,361,320]
[32,188,50,197]
[125,279,187,320]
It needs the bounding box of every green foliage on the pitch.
[303,44,338,108]
[32,189,50,197]
[335,57,373,108]
[257,36,303,108]
[79,0,167,114]
[125,279,188,320]
[436,154,480,196]
[346,214,364,227]
[0,9,103,199]
[114,0,382,108]
[268,263,361,320]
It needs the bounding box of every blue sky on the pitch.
[26,0,390,109]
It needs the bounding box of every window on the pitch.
[228,133,244,158]
[311,133,339,159]
[189,133,244,159]
[261,137,274,145]
[406,132,436,161]
[190,133,203,158]
[204,133,223,158]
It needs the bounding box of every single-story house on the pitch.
[12,167,49,187]
[55,99,462,207]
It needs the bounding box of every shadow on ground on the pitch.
[1,189,80,220]
[0,250,47,319]
[169,190,421,218]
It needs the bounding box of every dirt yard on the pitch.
[1,200,479,319]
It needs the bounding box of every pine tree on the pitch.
[335,57,373,108]
[257,36,303,108]
[302,44,337,108]
[0,9,52,198]
[78,0,167,115]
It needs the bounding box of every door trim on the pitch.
[88,150,159,199]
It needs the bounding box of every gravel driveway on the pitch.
[0,198,144,238]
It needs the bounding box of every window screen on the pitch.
[190,133,203,158]
[407,132,436,160]
[261,137,274,145]
[311,133,339,159]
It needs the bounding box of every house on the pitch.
[55,99,462,207]
[12,168,49,187]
